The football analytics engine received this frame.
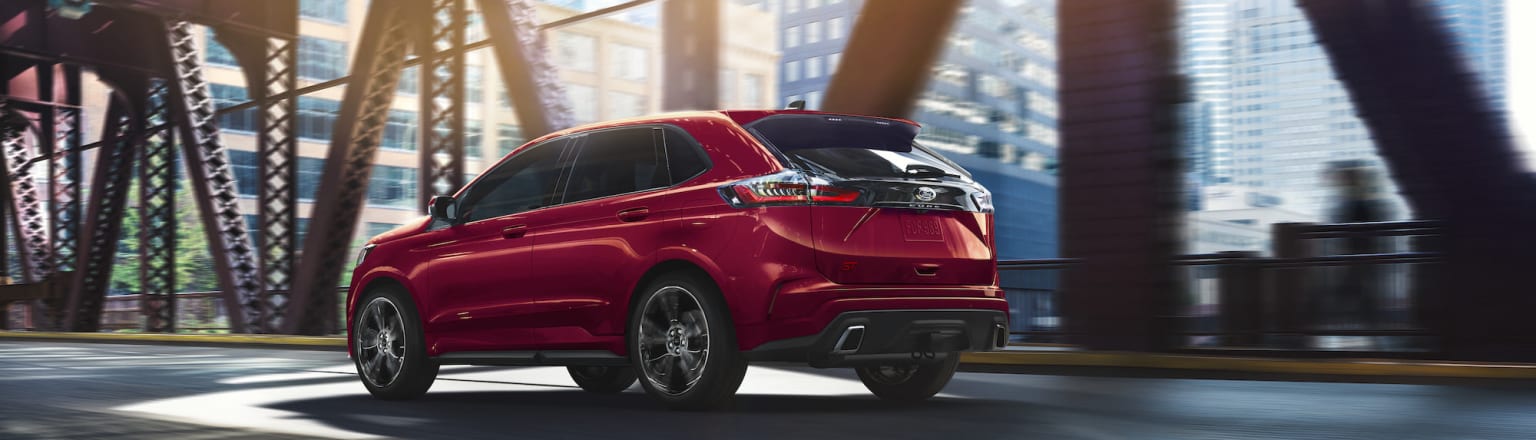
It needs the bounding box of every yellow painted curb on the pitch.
[961,351,1536,380]
[0,331,345,348]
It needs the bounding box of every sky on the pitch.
[1511,0,1534,169]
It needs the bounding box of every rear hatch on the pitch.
[742,114,996,285]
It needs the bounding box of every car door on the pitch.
[419,137,573,353]
[525,126,681,345]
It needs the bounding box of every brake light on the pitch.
[720,170,863,207]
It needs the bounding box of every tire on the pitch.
[352,286,439,400]
[855,355,960,401]
[568,366,637,393]
[630,272,748,410]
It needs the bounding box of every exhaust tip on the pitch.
[833,325,866,354]
[994,324,1009,349]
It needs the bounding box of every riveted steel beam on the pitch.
[477,0,574,137]
[419,0,468,212]
[65,94,143,332]
[821,0,964,117]
[139,84,178,333]
[256,35,300,327]
[0,102,52,286]
[161,20,263,333]
[661,0,720,111]
[287,3,418,335]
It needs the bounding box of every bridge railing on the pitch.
[1175,220,1443,354]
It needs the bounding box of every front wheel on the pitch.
[353,287,438,400]
[630,272,748,410]
[856,355,960,401]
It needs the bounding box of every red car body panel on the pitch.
[347,111,1006,359]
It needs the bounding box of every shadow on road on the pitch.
[270,390,1047,438]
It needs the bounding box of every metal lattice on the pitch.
[420,0,468,212]
[257,35,299,330]
[478,0,574,136]
[66,97,139,332]
[140,84,178,333]
[0,101,53,284]
[287,5,414,335]
[163,20,264,333]
[50,106,82,274]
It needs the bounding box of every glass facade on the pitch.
[747,0,1060,260]
[298,36,348,80]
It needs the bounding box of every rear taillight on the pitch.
[720,170,862,207]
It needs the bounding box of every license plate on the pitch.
[900,213,944,242]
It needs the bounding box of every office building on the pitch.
[739,0,1061,261]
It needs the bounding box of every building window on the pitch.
[382,110,418,151]
[498,124,523,158]
[229,150,259,196]
[297,97,340,142]
[205,29,238,67]
[785,60,801,82]
[298,36,348,80]
[718,69,736,107]
[211,84,258,133]
[299,0,347,23]
[828,17,846,40]
[785,26,801,48]
[567,84,597,123]
[297,156,324,201]
[829,52,842,75]
[555,32,597,72]
[397,66,419,95]
[806,91,823,109]
[806,21,822,44]
[786,0,800,14]
[465,119,484,153]
[368,165,418,208]
[806,56,824,79]
[609,43,648,81]
[606,91,647,119]
[466,66,484,103]
[742,73,764,107]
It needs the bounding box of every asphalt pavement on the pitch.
[3,340,1536,439]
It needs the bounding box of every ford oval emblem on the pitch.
[914,187,938,202]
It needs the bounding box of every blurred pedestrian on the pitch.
[1325,161,1390,330]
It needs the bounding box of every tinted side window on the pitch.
[563,127,664,204]
[662,127,709,183]
[459,140,567,222]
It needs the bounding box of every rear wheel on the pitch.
[353,287,438,400]
[568,366,637,393]
[630,272,748,410]
[856,355,960,401]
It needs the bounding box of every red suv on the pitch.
[347,110,1008,409]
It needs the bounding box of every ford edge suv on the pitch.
[348,110,1009,410]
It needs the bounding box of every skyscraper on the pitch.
[739,0,1060,260]
[1428,0,1507,124]
[1226,0,1391,219]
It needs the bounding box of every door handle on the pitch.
[617,207,650,223]
[501,224,527,239]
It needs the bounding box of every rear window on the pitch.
[747,114,968,179]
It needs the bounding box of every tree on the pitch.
[108,178,218,294]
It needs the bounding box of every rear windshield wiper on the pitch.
[904,164,958,178]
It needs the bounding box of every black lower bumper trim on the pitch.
[744,309,1008,367]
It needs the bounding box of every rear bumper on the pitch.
[743,309,1009,368]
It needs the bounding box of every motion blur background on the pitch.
[4,0,1529,339]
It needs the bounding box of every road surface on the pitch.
[3,340,1536,439]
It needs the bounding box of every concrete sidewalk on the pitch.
[6,330,1536,382]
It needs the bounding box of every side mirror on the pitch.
[428,196,459,223]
